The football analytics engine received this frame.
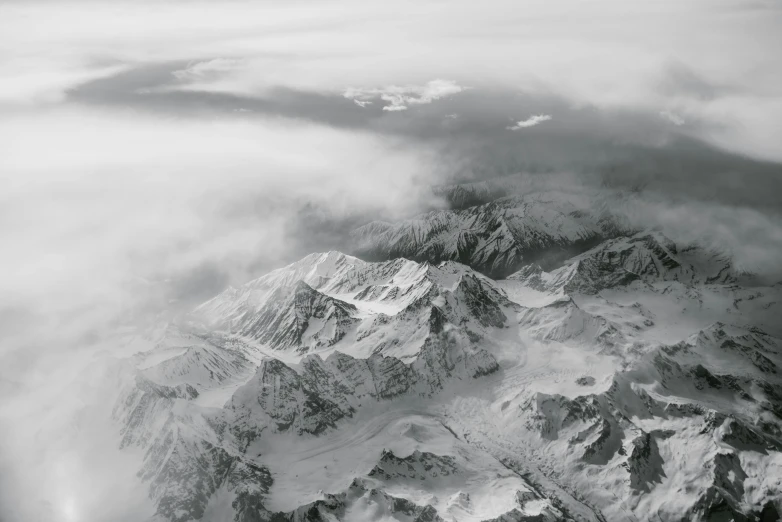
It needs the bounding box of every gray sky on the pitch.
[1,2,781,519]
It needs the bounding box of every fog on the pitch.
[0,0,780,520]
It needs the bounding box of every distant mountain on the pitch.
[351,192,631,278]
[506,231,754,295]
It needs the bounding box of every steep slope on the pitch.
[233,281,359,351]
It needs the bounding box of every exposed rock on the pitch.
[368,449,459,481]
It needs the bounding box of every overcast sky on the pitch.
[1,1,781,519]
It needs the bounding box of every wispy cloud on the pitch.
[659,110,685,126]
[507,114,552,130]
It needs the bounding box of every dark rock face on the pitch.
[235,357,355,435]
[560,259,641,295]
[154,440,273,522]
[522,392,603,441]
[238,281,358,351]
[625,431,666,492]
[368,449,460,481]
[452,274,510,328]
[687,452,750,522]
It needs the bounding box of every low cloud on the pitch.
[507,114,552,130]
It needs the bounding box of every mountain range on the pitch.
[111,183,782,522]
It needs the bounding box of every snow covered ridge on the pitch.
[114,229,782,522]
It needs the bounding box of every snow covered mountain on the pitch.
[111,189,782,522]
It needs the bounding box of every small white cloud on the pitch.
[382,103,408,112]
[344,79,463,111]
[353,99,372,108]
[507,114,552,130]
[660,110,685,126]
